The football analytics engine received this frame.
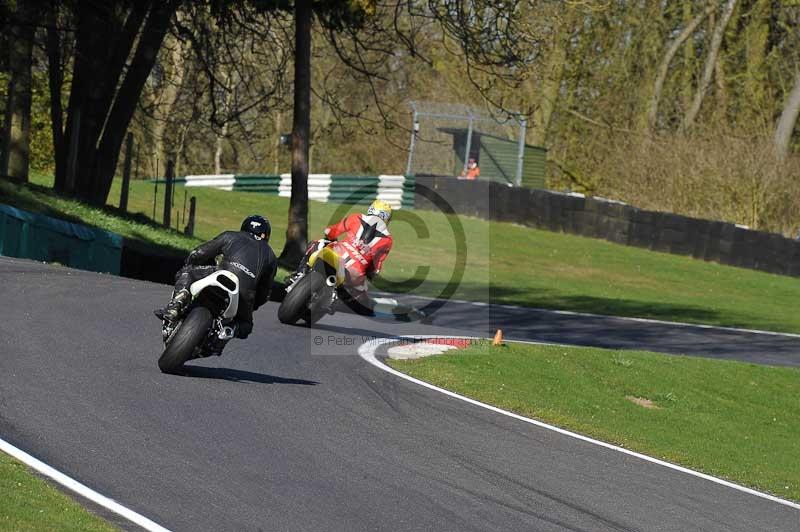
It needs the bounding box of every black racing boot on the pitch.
[154,289,191,321]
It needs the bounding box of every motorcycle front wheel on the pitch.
[278,271,327,325]
[158,306,213,374]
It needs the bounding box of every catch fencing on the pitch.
[405,101,546,188]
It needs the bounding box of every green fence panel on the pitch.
[233,183,281,193]
[231,175,279,183]
[0,209,26,257]
[234,175,282,186]
[330,176,380,186]
[0,203,122,274]
[329,175,378,205]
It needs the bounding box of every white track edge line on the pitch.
[358,335,800,511]
[381,293,800,339]
[0,438,171,532]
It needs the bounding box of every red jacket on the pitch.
[460,165,480,180]
[324,213,393,277]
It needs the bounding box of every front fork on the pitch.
[161,319,178,343]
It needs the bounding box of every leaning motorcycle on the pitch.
[278,240,347,325]
[158,270,240,374]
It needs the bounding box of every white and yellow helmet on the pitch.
[367,199,393,223]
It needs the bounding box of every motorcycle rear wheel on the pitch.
[158,306,213,374]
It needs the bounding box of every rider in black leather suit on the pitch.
[155,215,277,350]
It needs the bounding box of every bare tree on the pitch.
[147,30,190,177]
[170,3,291,174]
[647,3,717,133]
[683,0,738,130]
[213,69,235,174]
[275,0,545,263]
[51,0,179,204]
[281,0,312,266]
[44,3,69,183]
[774,69,800,159]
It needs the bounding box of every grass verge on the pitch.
[0,451,116,531]
[388,341,800,502]
[0,177,201,253]
[3,173,799,333]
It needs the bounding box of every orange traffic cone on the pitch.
[492,329,504,346]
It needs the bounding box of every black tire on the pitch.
[306,284,333,325]
[158,306,213,374]
[278,271,325,325]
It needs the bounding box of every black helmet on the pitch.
[241,215,271,241]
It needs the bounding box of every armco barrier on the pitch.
[0,203,122,274]
[414,176,800,277]
[182,174,415,209]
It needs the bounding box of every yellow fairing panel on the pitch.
[308,246,346,286]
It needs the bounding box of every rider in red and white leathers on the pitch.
[291,200,393,314]
[325,212,392,277]
[325,200,393,309]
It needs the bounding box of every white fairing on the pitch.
[189,270,240,319]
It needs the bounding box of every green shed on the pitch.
[441,128,547,189]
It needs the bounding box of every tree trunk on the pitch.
[1,0,37,183]
[274,110,282,175]
[214,120,229,174]
[59,2,141,194]
[742,0,770,123]
[680,2,697,112]
[280,0,312,267]
[711,53,728,125]
[529,11,569,146]
[174,120,191,177]
[46,8,66,190]
[151,32,187,176]
[213,68,234,175]
[682,0,737,131]
[774,70,800,159]
[647,3,715,133]
[63,2,146,196]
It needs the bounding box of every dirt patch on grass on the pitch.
[625,395,660,409]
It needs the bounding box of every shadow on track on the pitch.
[180,366,319,385]
[311,323,396,340]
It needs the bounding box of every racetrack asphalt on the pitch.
[374,293,800,367]
[1,256,798,531]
